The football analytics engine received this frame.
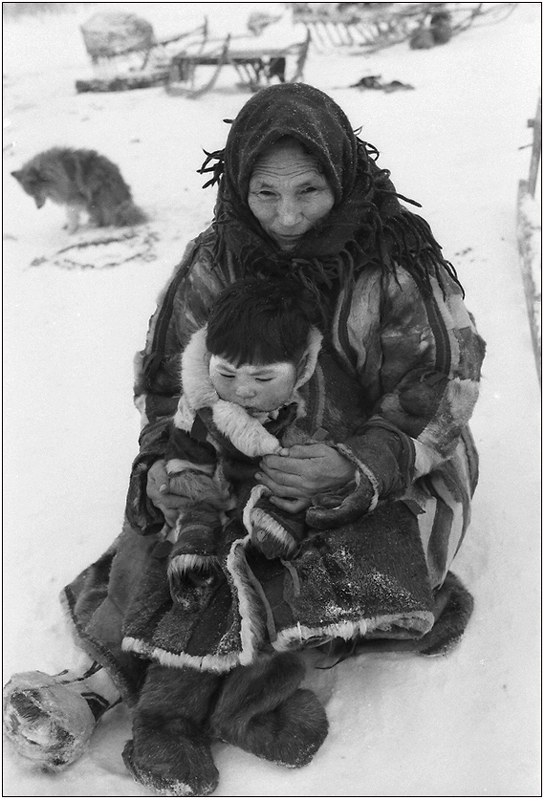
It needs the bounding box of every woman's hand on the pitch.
[256,443,356,513]
[146,460,188,527]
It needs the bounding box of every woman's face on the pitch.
[247,141,335,251]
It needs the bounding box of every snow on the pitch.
[2,2,541,796]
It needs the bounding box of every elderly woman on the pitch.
[4,84,485,796]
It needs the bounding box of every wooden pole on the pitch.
[527,94,541,198]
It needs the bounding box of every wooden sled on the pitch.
[165,30,311,98]
[291,3,518,54]
[516,93,542,384]
[76,20,209,94]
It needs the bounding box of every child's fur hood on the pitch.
[173,326,322,458]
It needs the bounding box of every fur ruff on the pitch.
[175,326,323,458]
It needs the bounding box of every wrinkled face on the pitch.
[247,141,335,251]
[209,356,298,413]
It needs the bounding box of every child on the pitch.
[161,276,327,601]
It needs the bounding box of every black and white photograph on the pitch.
[3,2,541,796]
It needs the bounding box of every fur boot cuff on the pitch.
[250,507,299,559]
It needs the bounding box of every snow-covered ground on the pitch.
[2,3,541,796]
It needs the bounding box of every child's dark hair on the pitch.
[206,277,320,366]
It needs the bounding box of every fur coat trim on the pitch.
[119,499,444,674]
[168,552,219,576]
[272,610,435,652]
[121,635,242,674]
[250,507,297,555]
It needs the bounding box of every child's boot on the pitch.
[168,499,225,583]
[122,663,221,797]
[3,662,120,770]
[210,651,328,767]
[168,522,223,578]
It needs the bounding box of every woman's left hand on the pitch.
[257,443,356,513]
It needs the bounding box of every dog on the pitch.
[11,147,147,233]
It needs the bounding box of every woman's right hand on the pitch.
[146,460,187,527]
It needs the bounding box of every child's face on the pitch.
[209,355,298,414]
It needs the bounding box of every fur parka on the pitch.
[162,324,323,577]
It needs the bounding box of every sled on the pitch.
[516,93,541,384]
[76,20,210,93]
[290,3,518,53]
[165,30,311,98]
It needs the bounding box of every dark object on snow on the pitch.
[268,56,287,83]
[350,74,414,92]
[351,74,383,89]
[75,73,169,93]
[410,28,435,49]
[410,7,452,49]
[430,10,453,44]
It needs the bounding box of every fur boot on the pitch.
[122,664,221,797]
[3,665,118,771]
[210,652,329,768]
[168,512,224,582]
[417,571,475,656]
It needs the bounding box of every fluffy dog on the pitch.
[11,147,147,233]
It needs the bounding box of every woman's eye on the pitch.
[219,373,235,379]
[257,191,275,199]
[256,378,272,383]
[301,186,317,195]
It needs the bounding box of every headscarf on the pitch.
[199,83,462,304]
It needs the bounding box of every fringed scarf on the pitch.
[198,83,463,313]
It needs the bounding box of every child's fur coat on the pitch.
[162,325,324,584]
